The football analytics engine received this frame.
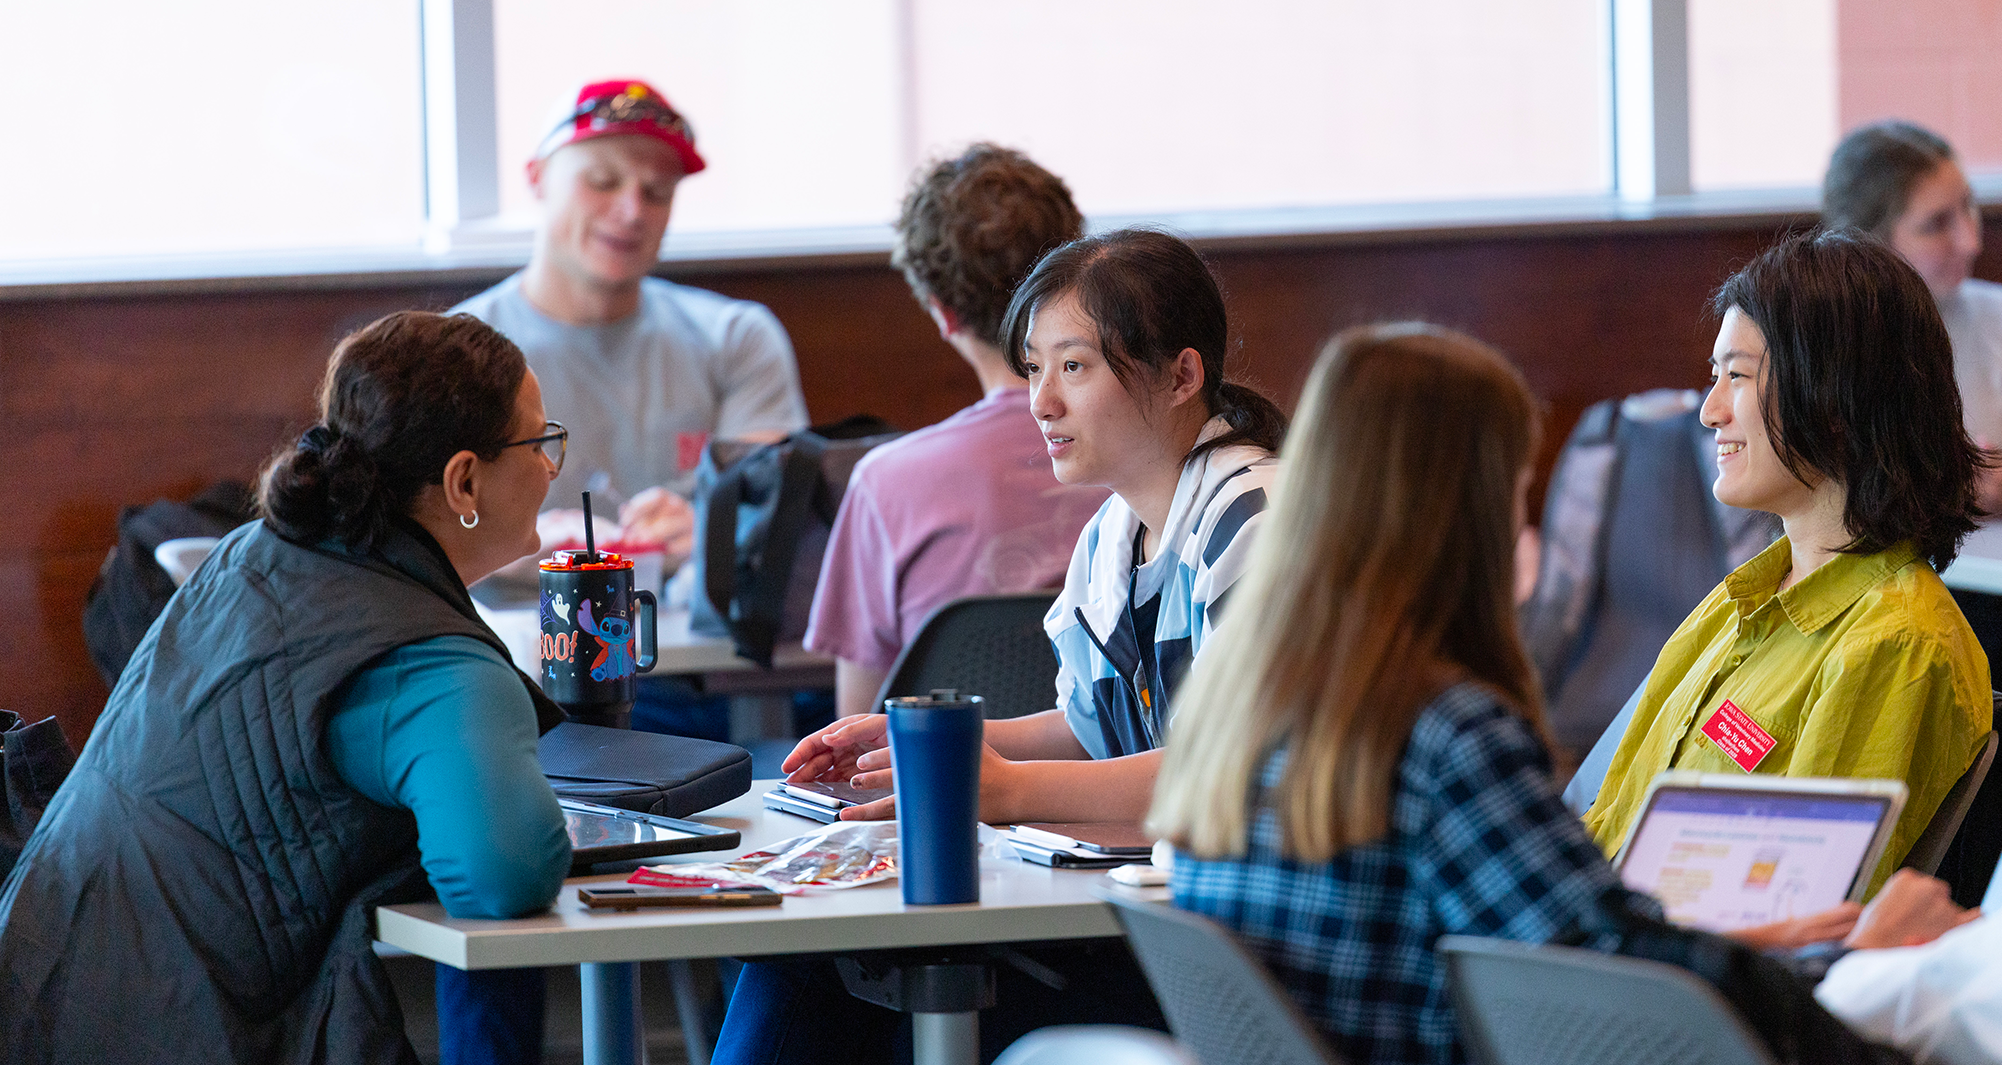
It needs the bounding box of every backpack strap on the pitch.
[701,464,747,633]
[733,435,827,667]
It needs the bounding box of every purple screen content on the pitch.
[1619,788,1889,932]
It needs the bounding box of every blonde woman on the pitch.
[1149,323,1956,1065]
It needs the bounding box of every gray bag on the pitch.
[688,415,902,667]
[1521,390,1778,759]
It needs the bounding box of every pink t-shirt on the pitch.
[804,388,1110,671]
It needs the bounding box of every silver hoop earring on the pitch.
[460,511,480,530]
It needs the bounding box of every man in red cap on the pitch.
[457,78,808,566]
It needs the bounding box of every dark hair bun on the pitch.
[257,312,526,551]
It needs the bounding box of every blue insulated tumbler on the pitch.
[887,690,985,905]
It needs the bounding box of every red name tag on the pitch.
[677,431,710,472]
[1700,699,1777,773]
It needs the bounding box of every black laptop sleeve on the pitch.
[538,722,753,818]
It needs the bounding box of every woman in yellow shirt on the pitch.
[1583,230,1991,899]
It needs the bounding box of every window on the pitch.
[490,0,1610,237]
[1687,0,1837,191]
[1686,0,2002,194]
[6,0,1997,278]
[0,0,425,262]
[907,0,1610,215]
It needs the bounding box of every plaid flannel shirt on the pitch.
[1173,682,1644,1065]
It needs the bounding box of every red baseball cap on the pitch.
[533,79,706,175]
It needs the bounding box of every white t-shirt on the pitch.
[1943,278,2002,453]
[454,274,809,507]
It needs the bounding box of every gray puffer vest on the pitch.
[0,518,561,1065]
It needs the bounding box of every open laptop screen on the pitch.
[1616,785,1897,932]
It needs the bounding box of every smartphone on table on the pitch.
[577,885,783,910]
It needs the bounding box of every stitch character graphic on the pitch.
[576,597,637,682]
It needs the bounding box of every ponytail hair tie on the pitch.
[298,425,338,455]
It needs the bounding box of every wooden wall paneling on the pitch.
[0,284,486,744]
[684,266,984,430]
[13,215,2002,743]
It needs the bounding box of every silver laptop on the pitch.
[1611,771,1907,933]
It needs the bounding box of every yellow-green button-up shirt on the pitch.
[1582,537,1990,896]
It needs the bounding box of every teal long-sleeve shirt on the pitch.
[325,635,571,919]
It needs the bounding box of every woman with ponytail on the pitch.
[718,229,1282,1065]
[779,226,1285,824]
[0,311,572,1065]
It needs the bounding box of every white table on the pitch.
[377,783,1143,1065]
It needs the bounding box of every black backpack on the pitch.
[0,709,78,882]
[688,416,903,667]
[82,481,257,688]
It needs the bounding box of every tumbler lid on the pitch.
[883,689,984,712]
[539,550,633,572]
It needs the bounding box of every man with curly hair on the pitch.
[805,145,1109,716]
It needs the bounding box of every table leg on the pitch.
[910,1010,978,1065]
[580,961,646,1065]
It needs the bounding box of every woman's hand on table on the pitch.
[781,716,898,819]
[782,715,1031,823]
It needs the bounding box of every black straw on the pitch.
[581,491,598,563]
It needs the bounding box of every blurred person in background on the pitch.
[807,144,1108,718]
[1823,120,2002,515]
[458,78,807,569]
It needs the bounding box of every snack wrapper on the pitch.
[628,821,899,895]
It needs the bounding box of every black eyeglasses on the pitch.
[502,421,567,471]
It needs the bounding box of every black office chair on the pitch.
[1903,728,1998,877]
[1928,692,2002,907]
[1439,936,1775,1065]
[1104,893,1344,1065]
[873,593,1060,719]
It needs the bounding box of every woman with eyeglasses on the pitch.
[0,311,572,1065]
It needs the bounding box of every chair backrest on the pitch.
[1438,935,1775,1065]
[995,1026,1197,1065]
[1105,893,1342,1065]
[1937,691,2002,905]
[874,593,1060,720]
[1904,726,2000,876]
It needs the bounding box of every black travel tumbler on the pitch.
[537,550,658,729]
